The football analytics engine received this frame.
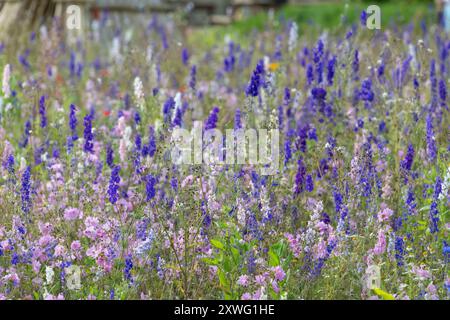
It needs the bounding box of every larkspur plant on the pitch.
[0,9,448,301]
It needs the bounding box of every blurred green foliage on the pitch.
[224,0,436,34]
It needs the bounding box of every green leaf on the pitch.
[222,205,232,215]
[268,248,280,267]
[211,239,224,250]
[372,288,395,300]
[202,257,218,266]
[223,256,233,272]
[218,270,229,289]
[230,246,240,262]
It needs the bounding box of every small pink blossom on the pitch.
[377,204,393,222]
[241,292,252,300]
[237,275,250,287]
[271,266,286,282]
[71,240,81,252]
[64,207,83,221]
[255,274,266,286]
[373,230,386,255]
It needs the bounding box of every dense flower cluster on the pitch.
[0,10,448,301]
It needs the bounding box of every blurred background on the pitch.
[0,0,441,41]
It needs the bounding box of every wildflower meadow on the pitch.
[0,4,448,301]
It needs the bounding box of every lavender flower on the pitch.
[234,108,242,130]
[430,59,438,111]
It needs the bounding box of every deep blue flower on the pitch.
[69,104,78,140]
[39,95,47,128]
[378,120,386,133]
[294,158,306,195]
[400,143,415,171]
[284,87,291,106]
[360,10,367,26]
[181,48,189,66]
[333,190,343,214]
[306,174,314,192]
[134,111,141,125]
[172,106,183,128]
[21,166,31,214]
[439,78,447,109]
[278,105,284,129]
[311,87,327,100]
[135,134,142,152]
[321,212,331,224]
[69,51,76,77]
[395,236,405,267]
[284,140,292,166]
[108,166,121,204]
[296,124,309,153]
[204,106,220,130]
[308,127,317,141]
[429,201,439,233]
[171,177,178,191]
[405,188,416,217]
[124,255,133,282]
[146,175,156,201]
[306,64,314,85]
[327,55,336,85]
[360,78,374,102]
[83,113,94,153]
[443,241,450,261]
[11,252,19,265]
[352,50,359,80]
[162,97,175,124]
[5,154,14,175]
[143,126,156,158]
[190,65,196,91]
[378,63,385,79]
[245,60,264,97]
